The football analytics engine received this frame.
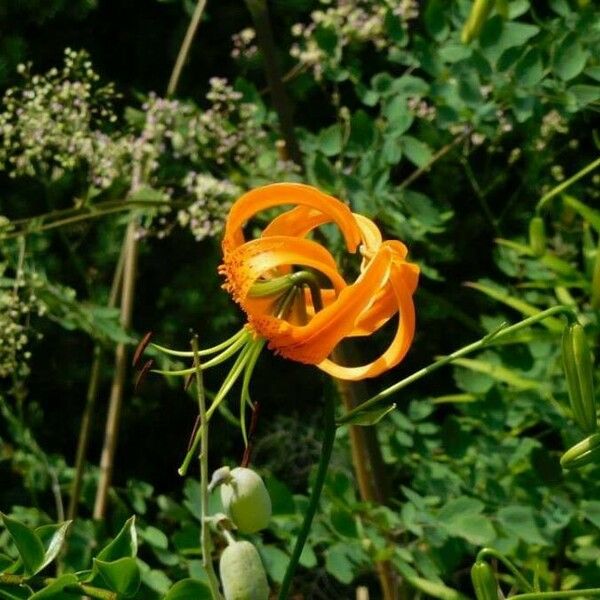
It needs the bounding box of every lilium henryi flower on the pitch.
[219,182,419,381]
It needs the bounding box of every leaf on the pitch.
[554,34,589,81]
[401,136,433,168]
[0,584,32,600]
[568,85,600,109]
[94,557,141,597]
[324,543,364,584]
[96,516,138,561]
[451,358,540,390]
[480,17,540,65]
[515,48,543,86]
[29,575,78,599]
[1,515,45,576]
[497,505,547,545]
[257,544,288,584]
[163,579,212,600]
[438,497,495,545]
[582,500,600,529]
[562,195,600,232]
[465,281,563,331]
[338,402,396,426]
[318,124,343,157]
[35,522,71,574]
[141,526,168,550]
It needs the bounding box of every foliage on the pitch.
[0,0,599,598]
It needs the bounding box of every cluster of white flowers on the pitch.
[231,28,259,60]
[407,96,436,121]
[0,49,128,188]
[536,110,568,151]
[178,173,240,241]
[290,0,418,80]
[0,271,46,380]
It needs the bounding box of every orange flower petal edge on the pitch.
[219,183,420,381]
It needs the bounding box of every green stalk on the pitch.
[476,548,533,592]
[151,328,246,358]
[511,590,600,599]
[339,306,575,424]
[0,574,117,599]
[191,337,223,600]
[277,393,336,600]
[536,156,600,213]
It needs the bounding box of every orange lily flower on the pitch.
[219,183,419,381]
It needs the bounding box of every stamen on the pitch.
[150,328,246,358]
[248,274,294,297]
[134,359,154,391]
[132,331,154,367]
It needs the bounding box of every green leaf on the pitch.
[515,48,543,86]
[438,497,495,545]
[451,357,540,390]
[383,97,414,134]
[568,85,600,109]
[35,522,71,574]
[465,281,563,331]
[318,124,343,157]
[554,34,588,81]
[582,500,600,529]
[562,195,600,232]
[0,584,32,600]
[337,402,396,426]
[94,557,141,597]
[29,575,78,599]
[1,515,45,576]
[480,17,540,65]
[257,544,288,584]
[96,516,138,561]
[497,505,547,545]
[325,543,363,584]
[401,136,433,168]
[163,579,212,600]
[141,526,168,550]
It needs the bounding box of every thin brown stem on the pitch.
[244,0,303,166]
[68,244,126,522]
[93,220,139,518]
[332,345,402,600]
[167,0,208,96]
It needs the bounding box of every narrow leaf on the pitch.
[1,515,45,576]
[337,403,396,426]
[452,358,541,389]
[96,516,138,561]
[35,522,72,573]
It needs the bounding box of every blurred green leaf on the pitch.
[163,579,212,600]
[94,557,141,597]
[1,515,44,576]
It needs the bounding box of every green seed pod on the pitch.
[470,561,498,600]
[461,0,494,44]
[219,540,269,600]
[562,322,597,433]
[220,467,272,534]
[561,432,600,469]
[528,216,547,257]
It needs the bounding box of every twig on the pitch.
[167,0,208,96]
[244,0,303,166]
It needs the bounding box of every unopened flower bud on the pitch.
[461,0,494,44]
[562,322,596,433]
[528,216,546,257]
[471,561,498,600]
[561,432,600,469]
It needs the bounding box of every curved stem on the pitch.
[536,156,600,213]
[338,305,575,425]
[151,328,246,358]
[511,590,600,599]
[476,548,533,592]
[277,393,336,600]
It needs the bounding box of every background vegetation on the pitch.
[0,0,599,598]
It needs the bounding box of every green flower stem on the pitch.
[511,590,600,599]
[0,574,116,599]
[191,337,224,600]
[339,305,575,425]
[150,328,246,358]
[476,547,533,592]
[536,156,600,213]
[277,393,336,600]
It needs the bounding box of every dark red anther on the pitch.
[134,359,154,392]
[132,331,154,368]
[241,402,261,468]
[187,414,201,452]
[184,372,195,391]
